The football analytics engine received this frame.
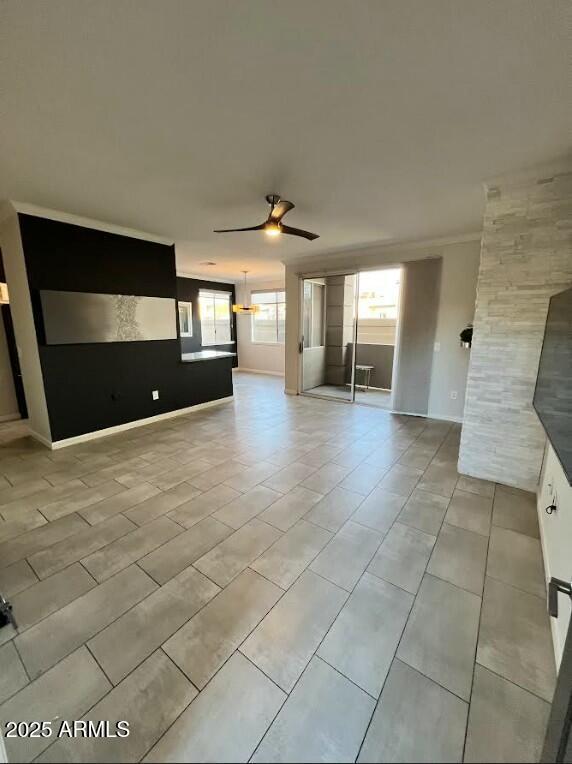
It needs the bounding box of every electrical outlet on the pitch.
[450,390,458,400]
[152,390,159,401]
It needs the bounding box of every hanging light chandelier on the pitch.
[232,270,259,314]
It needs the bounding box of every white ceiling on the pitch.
[1,0,570,282]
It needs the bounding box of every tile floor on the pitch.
[304,384,393,409]
[0,372,556,763]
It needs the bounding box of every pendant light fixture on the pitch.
[232,270,259,314]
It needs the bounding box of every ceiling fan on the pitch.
[214,194,319,241]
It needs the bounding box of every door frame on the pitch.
[298,272,359,403]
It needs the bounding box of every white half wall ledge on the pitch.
[234,367,284,377]
[29,396,234,450]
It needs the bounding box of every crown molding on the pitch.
[176,270,236,284]
[282,230,482,269]
[9,201,174,245]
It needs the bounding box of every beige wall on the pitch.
[0,312,19,421]
[235,280,285,376]
[285,237,480,419]
[0,204,51,442]
[428,242,481,420]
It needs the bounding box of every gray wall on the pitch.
[349,343,394,389]
[392,258,442,415]
[459,168,572,491]
[325,274,356,385]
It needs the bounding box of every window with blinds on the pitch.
[251,290,286,344]
[198,290,232,345]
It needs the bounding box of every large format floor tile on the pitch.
[28,514,136,579]
[318,573,413,697]
[397,488,449,536]
[486,526,545,598]
[15,564,157,678]
[304,486,364,532]
[39,650,197,763]
[259,485,324,531]
[251,520,332,589]
[477,576,556,701]
[352,487,406,534]
[138,515,232,584]
[9,562,96,630]
[358,659,468,763]
[0,513,88,569]
[193,518,282,586]
[82,515,182,582]
[310,521,382,591]
[252,657,375,763]
[88,566,219,684]
[241,570,348,692]
[492,485,539,538]
[212,484,281,529]
[0,648,111,762]
[367,522,435,594]
[445,488,492,537]
[465,664,550,763]
[145,653,286,763]
[427,522,488,595]
[0,642,28,705]
[0,373,556,764]
[164,568,282,689]
[167,483,240,527]
[397,574,481,700]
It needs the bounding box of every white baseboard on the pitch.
[31,397,234,450]
[393,409,463,424]
[235,367,285,377]
[0,412,21,423]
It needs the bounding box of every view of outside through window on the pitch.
[252,290,286,343]
[358,268,401,319]
[199,290,232,345]
[357,268,401,345]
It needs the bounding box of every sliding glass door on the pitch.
[300,274,358,402]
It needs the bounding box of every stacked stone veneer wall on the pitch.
[459,170,572,491]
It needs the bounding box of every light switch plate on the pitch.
[152,390,159,400]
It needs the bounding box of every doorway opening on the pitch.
[300,267,402,409]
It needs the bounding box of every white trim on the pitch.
[176,271,236,285]
[283,231,482,270]
[10,202,174,245]
[393,409,463,424]
[235,367,284,377]
[30,397,234,450]
[0,412,21,423]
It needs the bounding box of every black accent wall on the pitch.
[18,214,234,441]
[176,276,238,366]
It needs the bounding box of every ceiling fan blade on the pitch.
[213,223,265,233]
[268,200,295,223]
[280,224,319,241]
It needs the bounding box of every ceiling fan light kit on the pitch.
[214,194,319,241]
[232,270,259,314]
